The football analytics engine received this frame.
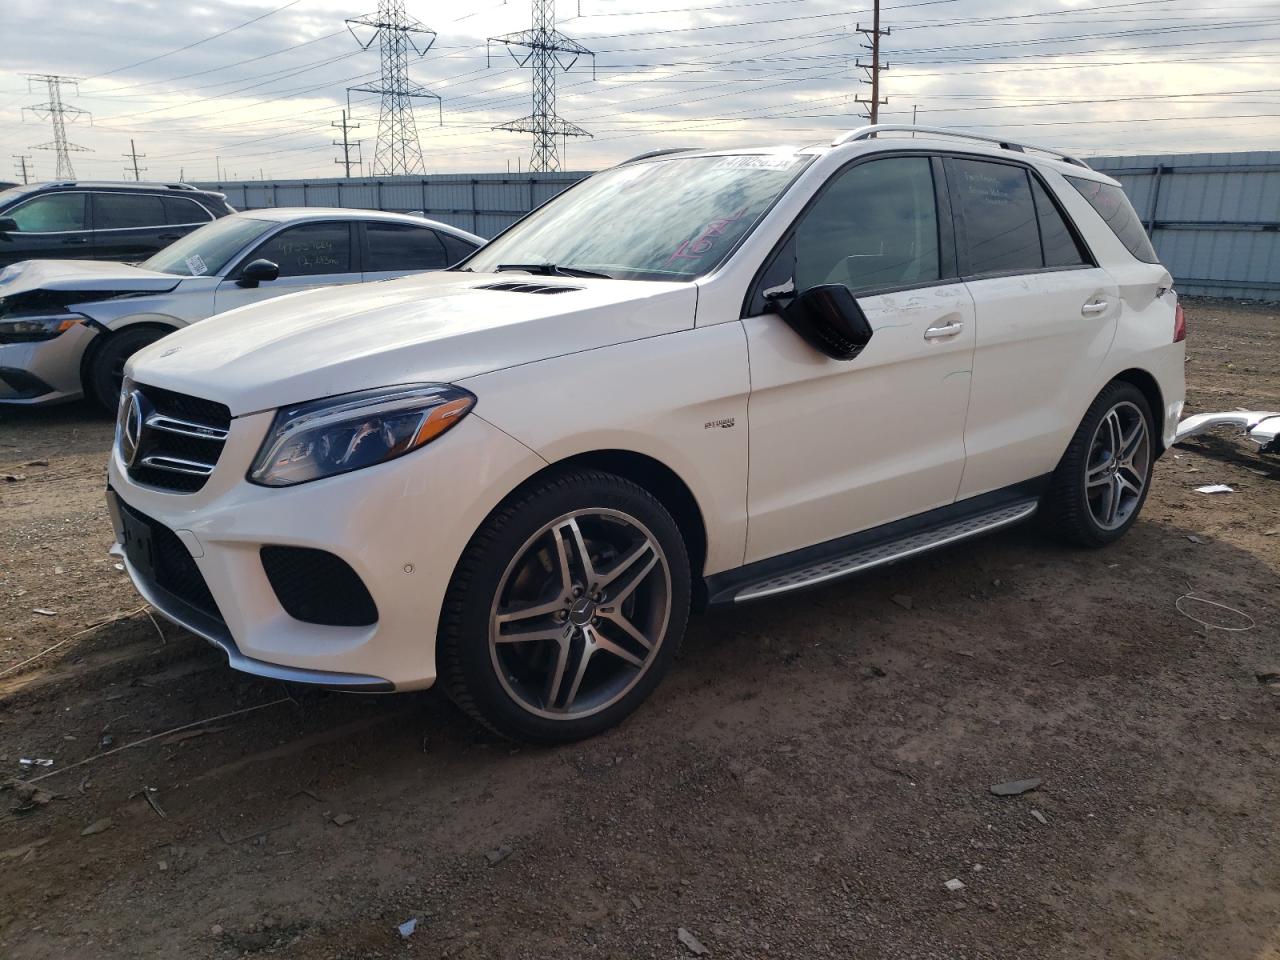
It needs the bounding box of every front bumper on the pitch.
[1174,410,1280,454]
[107,409,546,691]
[0,324,97,404]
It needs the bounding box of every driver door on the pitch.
[214,220,360,313]
[741,154,976,563]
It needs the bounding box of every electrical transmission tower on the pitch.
[490,0,595,173]
[123,139,147,181]
[332,111,363,178]
[346,0,441,176]
[12,155,33,185]
[23,75,91,179]
[855,0,890,123]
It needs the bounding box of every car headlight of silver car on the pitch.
[248,384,476,487]
[0,314,84,344]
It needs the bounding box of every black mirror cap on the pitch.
[237,258,279,287]
[0,217,17,235]
[780,284,874,360]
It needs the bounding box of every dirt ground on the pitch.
[0,299,1277,960]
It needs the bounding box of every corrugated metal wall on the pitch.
[199,152,1280,300]
[1091,152,1280,299]
[195,172,590,239]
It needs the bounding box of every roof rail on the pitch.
[831,124,1091,169]
[619,147,699,165]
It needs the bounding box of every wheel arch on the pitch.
[1110,367,1166,451]
[515,449,710,599]
[79,318,180,396]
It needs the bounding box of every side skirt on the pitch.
[704,477,1049,606]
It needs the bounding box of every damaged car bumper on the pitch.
[1174,410,1280,455]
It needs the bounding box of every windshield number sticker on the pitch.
[665,207,748,266]
[185,254,208,276]
[713,155,799,171]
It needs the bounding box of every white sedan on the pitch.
[0,208,483,409]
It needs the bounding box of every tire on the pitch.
[438,469,691,744]
[1042,381,1156,547]
[87,327,169,412]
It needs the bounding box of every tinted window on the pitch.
[249,222,351,277]
[95,193,166,230]
[365,222,447,271]
[8,193,87,232]
[1066,176,1159,264]
[162,196,212,225]
[948,158,1042,276]
[793,156,940,293]
[440,232,478,265]
[1030,178,1088,268]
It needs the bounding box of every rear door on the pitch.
[742,153,977,563]
[159,195,215,246]
[213,220,360,313]
[0,191,92,266]
[91,193,172,261]
[360,221,450,281]
[946,156,1120,499]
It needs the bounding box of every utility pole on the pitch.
[347,0,441,176]
[490,0,595,173]
[23,75,91,179]
[12,155,33,184]
[332,110,363,178]
[123,139,146,181]
[855,0,889,124]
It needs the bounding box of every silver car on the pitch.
[0,208,483,410]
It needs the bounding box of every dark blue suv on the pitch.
[0,181,235,268]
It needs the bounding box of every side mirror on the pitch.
[236,258,280,288]
[0,217,17,238]
[774,284,874,360]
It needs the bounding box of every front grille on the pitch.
[125,384,231,494]
[260,546,378,627]
[119,502,223,622]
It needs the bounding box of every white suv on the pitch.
[107,125,1186,743]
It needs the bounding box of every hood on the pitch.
[0,259,182,304]
[127,271,699,416]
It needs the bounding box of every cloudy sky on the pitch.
[0,0,1276,183]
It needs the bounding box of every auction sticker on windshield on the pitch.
[184,254,208,276]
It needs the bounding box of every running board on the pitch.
[732,499,1038,603]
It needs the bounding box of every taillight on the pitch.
[1173,302,1187,343]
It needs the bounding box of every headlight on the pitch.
[0,315,83,344]
[248,384,476,487]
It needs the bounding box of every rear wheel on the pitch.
[87,327,169,412]
[438,469,690,744]
[1042,381,1155,546]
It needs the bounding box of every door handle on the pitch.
[60,237,90,245]
[158,233,182,241]
[923,320,964,340]
[1081,299,1109,316]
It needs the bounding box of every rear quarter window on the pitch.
[1066,176,1159,264]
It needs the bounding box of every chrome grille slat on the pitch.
[138,455,216,477]
[145,413,230,441]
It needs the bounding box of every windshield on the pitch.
[140,216,275,277]
[464,153,812,281]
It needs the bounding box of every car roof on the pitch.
[231,207,483,240]
[11,180,225,197]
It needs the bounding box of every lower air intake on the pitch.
[260,546,378,627]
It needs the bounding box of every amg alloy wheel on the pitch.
[1042,380,1156,547]
[439,470,690,743]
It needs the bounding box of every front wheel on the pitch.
[1042,381,1156,547]
[87,327,169,412]
[438,469,691,743]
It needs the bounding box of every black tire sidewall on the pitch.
[1059,383,1156,546]
[89,328,167,412]
[441,471,691,744]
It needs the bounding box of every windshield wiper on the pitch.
[495,263,613,280]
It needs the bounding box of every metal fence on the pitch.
[199,151,1280,300]
[1091,151,1280,300]
[194,172,589,239]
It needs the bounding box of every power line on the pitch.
[23,75,92,180]
[490,0,595,172]
[122,138,146,180]
[856,0,890,123]
[12,155,33,184]
[346,0,441,175]
[332,110,363,177]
